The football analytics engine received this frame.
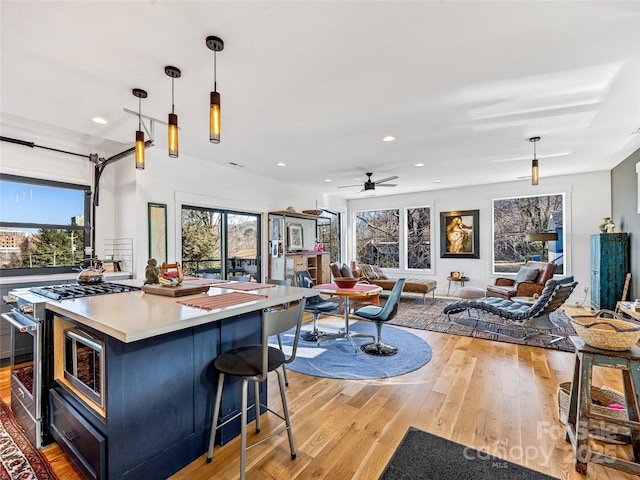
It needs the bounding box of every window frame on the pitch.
[404,205,434,272]
[0,173,91,276]
[353,207,400,269]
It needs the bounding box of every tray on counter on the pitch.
[141,284,210,297]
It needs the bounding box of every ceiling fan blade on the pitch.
[374,176,399,184]
[337,184,362,189]
[376,183,397,187]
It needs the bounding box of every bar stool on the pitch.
[565,336,640,475]
[206,299,306,480]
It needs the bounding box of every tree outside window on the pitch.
[355,209,399,268]
[406,207,431,270]
[493,193,564,274]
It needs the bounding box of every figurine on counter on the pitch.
[145,258,161,284]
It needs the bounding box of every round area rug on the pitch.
[273,321,432,380]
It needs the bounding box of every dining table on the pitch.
[314,282,383,352]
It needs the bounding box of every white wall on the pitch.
[347,171,611,305]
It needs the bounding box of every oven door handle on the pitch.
[1,311,38,332]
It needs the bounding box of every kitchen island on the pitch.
[45,281,314,480]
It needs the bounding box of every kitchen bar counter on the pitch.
[46,280,314,342]
[47,280,314,480]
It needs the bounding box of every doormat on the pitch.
[379,427,557,480]
[0,396,60,480]
[388,296,576,352]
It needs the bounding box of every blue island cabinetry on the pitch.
[590,233,630,311]
[50,310,264,480]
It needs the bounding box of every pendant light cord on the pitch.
[138,96,142,130]
[214,50,218,92]
[171,77,175,114]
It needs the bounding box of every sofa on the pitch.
[485,261,557,300]
[340,263,437,304]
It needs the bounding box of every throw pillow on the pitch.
[514,266,539,284]
[359,264,380,280]
[371,265,388,280]
[340,264,355,278]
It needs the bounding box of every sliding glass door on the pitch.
[181,206,261,281]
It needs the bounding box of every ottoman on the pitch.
[458,286,486,299]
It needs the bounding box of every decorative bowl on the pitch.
[570,311,640,351]
[333,278,358,289]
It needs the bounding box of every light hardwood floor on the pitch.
[1,305,637,480]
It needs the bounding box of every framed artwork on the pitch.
[272,218,280,239]
[148,203,168,263]
[288,223,304,251]
[271,240,279,258]
[440,209,479,258]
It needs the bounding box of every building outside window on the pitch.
[0,174,90,275]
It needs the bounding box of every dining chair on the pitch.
[352,278,406,356]
[294,271,340,342]
[206,299,306,480]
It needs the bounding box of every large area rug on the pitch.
[389,296,576,352]
[0,397,59,480]
[274,320,432,379]
[379,427,557,480]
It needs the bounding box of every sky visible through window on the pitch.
[0,179,84,225]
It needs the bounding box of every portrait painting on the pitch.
[440,210,479,258]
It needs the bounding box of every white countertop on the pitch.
[45,281,315,343]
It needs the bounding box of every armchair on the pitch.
[486,261,557,300]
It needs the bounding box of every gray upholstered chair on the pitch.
[444,279,578,343]
[352,278,406,355]
[294,271,340,342]
[207,299,306,480]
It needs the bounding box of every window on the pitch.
[355,209,399,268]
[0,174,90,275]
[317,209,340,263]
[406,207,432,270]
[493,193,564,275]
[181,206,261,281]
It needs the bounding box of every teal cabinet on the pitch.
[590,233,630,310]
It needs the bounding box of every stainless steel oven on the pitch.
[1,307,44,447]
[2,282,139,448]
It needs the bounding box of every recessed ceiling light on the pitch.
[92,116,107,125]
[414,163,424,167]
[276,162,286,167]
[382,136,396,142]
[434,179,442,183]
[324,179,332,183]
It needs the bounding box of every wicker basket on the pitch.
[557,381,630,444]
[569,310,640,351]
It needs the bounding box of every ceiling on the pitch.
[1,1,639,199]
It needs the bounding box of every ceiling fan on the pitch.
[338,172,399,192]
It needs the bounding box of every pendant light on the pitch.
[133,88,148,170]
[530,136,540,185]
[165,66,181,158]
[206,35,224,144]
